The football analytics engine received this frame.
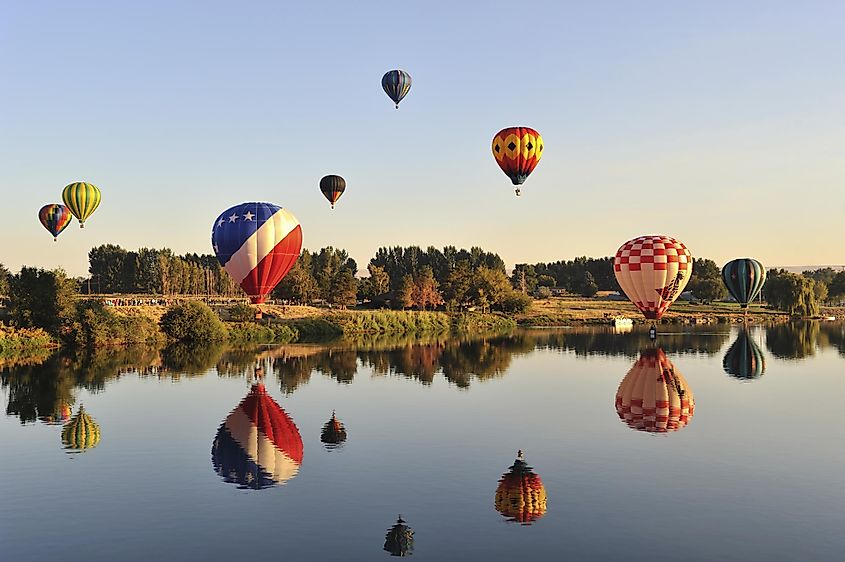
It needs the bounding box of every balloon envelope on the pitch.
[212,383,303,489]
[494,451,547,524]
[61,405,101,452]
[722,258,766,308]
[62,182,101,227]
[614,235,693,320]
[723,329,766,380]
[211,202,302,304]
[319,175,346,208]
[615,348,695,433]
[491,127,543,191]
[38,204,73,240]
[381,69,412,108]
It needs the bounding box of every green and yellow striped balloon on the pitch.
[62,182,101,228]
[61,405,101,452]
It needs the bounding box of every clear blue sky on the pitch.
[1,0,843,276]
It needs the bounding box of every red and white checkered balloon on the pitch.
[613,235,693,320]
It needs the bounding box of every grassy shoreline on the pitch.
[4,297,842,353]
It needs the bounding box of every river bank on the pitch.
[3,297,842,355]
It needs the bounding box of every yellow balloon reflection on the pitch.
[61,405,101,452]
[615,348,695,433]
[494,450,547,524]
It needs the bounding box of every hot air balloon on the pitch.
[320,410,347,450]
[723,329,766,380]
[494,450,547,525]
[613,235,693,321]
[211,383,303,489]
[38,204,73,241]
[722,258,766,313]
[61,405,101,452]
[319,175,346,209]
[615,348,694,433]
[491,127,543,195]
[211,202,302,304]
[383,515,414,557]
[61,182,101,228]
[382,69,412,109]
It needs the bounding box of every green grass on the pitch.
[0,324,57,356]
[226,322,299,344]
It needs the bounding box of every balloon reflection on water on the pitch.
[211,382,303,489]
[723,329,766,380]
[61,405,101,453]
[320,411,347,450]
[383,515,414,557]
[494,450,547,525]
[615,348,695,433]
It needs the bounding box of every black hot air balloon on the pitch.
[382,70,412,109]
[722,258,767,313]
[319,175,346,209]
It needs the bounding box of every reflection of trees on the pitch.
[766,322,820,360]
[1,345,161,423]
[160,342,227,375]
[552,326,731,358]
[819,322,845,357]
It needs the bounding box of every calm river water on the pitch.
[2,323,844,561]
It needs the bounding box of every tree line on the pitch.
[1,247,843,316]
[279,245,530,312]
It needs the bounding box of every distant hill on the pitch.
[771,265,845,273]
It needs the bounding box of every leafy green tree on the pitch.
[329,269,358,308]
[803,268,837,285]
[398,275,415,309]
[275,250,319,304]
[473,267,512,311]
[763,270,819,316]
[442,261,474,310]
[160,301,227,342]
[828,271,845,303]
[510,264,538,294]
[813,280,829,304]
[368,264,391,296]
[135,248,163,293]
[686,258,726,302]
[537,274,556,288]
[499,291,532,313]
[8,267,78,337]
[88,244,129,293]
[691,278,727,303]
[573,270,599,297]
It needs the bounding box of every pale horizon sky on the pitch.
[1,1,843,277]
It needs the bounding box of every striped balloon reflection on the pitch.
[615,348,695,433]
[212,383,303,489]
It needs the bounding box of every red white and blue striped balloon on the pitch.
[211,202,302,304]
[212,383,303,489]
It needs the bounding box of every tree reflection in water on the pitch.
[3,323,841,421]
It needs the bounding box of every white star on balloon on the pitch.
[213,244,220,253]
[243,211,255,221]
[228,214,238,223]
[217,218,224,228]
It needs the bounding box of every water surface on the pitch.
[2,323,843,561]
